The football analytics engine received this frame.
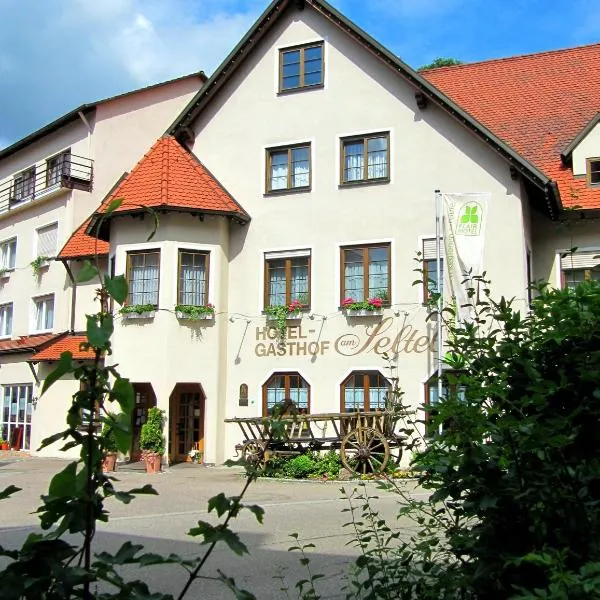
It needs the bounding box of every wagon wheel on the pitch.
[340,427,390,475]
[241,441,267,468]
[389,444,403,467]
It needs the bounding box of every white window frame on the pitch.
[0,303,13,338]
[35,222,58,259]
[32,294,55,333]
[1,384,34,451]
[0,237,17,271]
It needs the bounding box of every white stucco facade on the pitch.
[0,75,203,454]
[1,2,599,466]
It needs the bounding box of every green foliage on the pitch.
[101,421,119,454]
[30,255,52,277]
[139,407,165,455]
[119,302,157,315]
[265,301,301,342]
[418,56,463,71]
[0,232,268,599]
[263,451,342,479]
[175,303,215,319]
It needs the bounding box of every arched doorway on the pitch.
[169,383,205,463]
[131,383,157,461]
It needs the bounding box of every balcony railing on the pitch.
[0,154,93,214]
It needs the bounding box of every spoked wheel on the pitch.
[340,427,390,475]
[241,441,267,468]
[389,445,403,468]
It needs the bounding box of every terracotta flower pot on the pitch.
[0,443,8,451]
[143,452,162,474]
[102,452,118,473]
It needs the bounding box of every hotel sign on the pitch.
[254,317,435,357]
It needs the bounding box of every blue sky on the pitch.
[0,0,598,149]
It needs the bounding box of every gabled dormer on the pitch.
[561,113,600,186]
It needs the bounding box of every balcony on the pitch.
[0,153,93,214]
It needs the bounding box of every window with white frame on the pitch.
[0,238,16,270]
[422,238,444,301]
[1,384,34,450]
[36,223,58,258]
[126,250,160,306]
[0,303,12,337]
[178,250,209,306]
[33,295,54,331]
[264,250,311,309]
[560,250,600,290]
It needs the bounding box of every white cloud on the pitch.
[0,0,264,143]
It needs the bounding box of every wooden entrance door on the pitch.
[169,385,204,463]
[131,383,156,461]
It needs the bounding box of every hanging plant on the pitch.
[30,256,52,278]
[265,300,302,343]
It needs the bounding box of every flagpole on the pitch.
[435,190,443,407]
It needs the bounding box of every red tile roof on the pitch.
[58,218,109,260]
[0,333,65,355]
[423,43,600,209]
[89,135,249,229]
[32,334,96,361]
[60,136,249,258]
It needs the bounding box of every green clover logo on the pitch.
[460,204,479,224]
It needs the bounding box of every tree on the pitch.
[418,57,463,71]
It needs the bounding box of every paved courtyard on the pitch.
[0,456,422,598]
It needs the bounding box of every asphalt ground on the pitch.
[0,456,424,599]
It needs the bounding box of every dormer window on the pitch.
[279,42,324,92]
[587,158,600,185]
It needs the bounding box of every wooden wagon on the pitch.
[225,410,406,475]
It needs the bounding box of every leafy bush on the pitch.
[101,421,119,453]
[140,407,165,455]
[262,450,342,479]
[283,454,316,479]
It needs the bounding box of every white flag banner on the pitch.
[441,192,490,322]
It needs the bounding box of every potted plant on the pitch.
[188,448,203,463]
[139,407,165,474]
[0,438,8,451]
[265,299,303,341]
[341,295,385,317]
[175,303,215,320]
[30,255,53,278]
[119,303,157,319]
[100,422,119,473]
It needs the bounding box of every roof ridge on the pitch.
[423,41,600,73]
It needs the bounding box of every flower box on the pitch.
[344,308,383,317]
[176,311,214,321]
[122,310,156,320]
[266,312,302,321]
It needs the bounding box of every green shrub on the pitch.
[100,421,119,453]
[283,454,317,479]
[139,407,165,454]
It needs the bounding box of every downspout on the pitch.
[28,362,40,386]
[62,260,77,333]
[78,110,92,157]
